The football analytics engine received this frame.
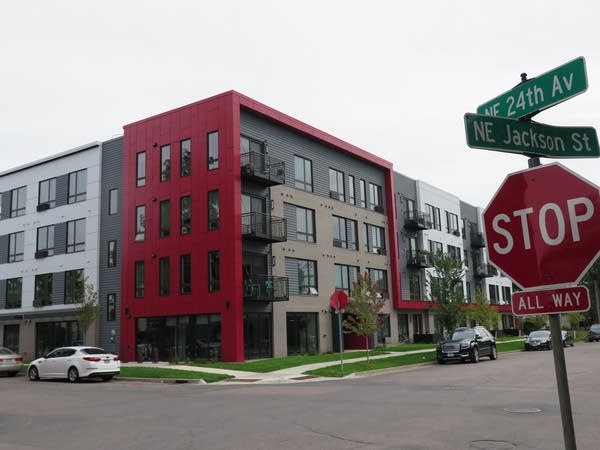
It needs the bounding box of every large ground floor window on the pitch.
[36,321,81,358]
[136,314,221,362]
[286,312,318,355]
[3,324,20,353]
[397,314,409,341]
[244,312,272,360]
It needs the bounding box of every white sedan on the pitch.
[28,346,120,382]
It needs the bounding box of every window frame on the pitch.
[106,294,117,321]
[180,138,191,177]
[108,189,118,215]
[180,254,191,294]
[38,178,56,208]
[34,273,53,305]
[134,261,145,298]
[207,131,219,170]
[67,169,87,204]
[208,190,219,231]
[208,251,219,292]
[294,155,313,192]
[295,205,315,243]
[160,200,170,237]
[135,205,145,241]
[8,231,24,262]
[180,196,191,235]
[136,151,146,187]
[6,278,22,309]
[66,218,86,253]
[36,224,55,256]
[160,144,171,182]
[328,168,345,202]
[159,257,170,296]
[10,186,26,217]
[64,269,84,304]
[107,240,117,268]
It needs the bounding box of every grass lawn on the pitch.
[118,366,232,383]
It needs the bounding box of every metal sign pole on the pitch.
[338,308,344,375]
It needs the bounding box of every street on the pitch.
[1,344,600,450]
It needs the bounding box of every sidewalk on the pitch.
[121,349,436,384]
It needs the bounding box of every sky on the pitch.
[2,1,600,208]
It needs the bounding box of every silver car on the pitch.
[0,347,23,377]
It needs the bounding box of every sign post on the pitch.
[330,291,349,374]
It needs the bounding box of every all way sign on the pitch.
[465,113,599,158]
[512,286,590,317]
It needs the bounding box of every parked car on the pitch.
[561,330,574,348]
[436,326,497,364]
[0,347,23,377]
[588,324,600,342]
[28,346,120,383]
[524,330,552,350]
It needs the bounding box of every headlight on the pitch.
[460,342,470,349]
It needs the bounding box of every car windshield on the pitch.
[0,347,15,355]
[81,347,108,355]
[451,329,475,340]
[529,331,550,338]
[591,325,600,331]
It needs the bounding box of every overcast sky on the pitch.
[2,1,600,207]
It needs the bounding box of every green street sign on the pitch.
[477,57,588,119]
[464,113,599,158]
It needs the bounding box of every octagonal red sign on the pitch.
[483,163,600,289]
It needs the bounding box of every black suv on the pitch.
[437,326,497,364]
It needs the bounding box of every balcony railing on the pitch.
[243,275,289,302]
[406,250,432,268]
[473,264,495,278]
[241,212,287,243]
[470,232,486,248]
[404,211,432,230]
[240,151,285,186]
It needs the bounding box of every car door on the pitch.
[39,349,62,377]
[475,327,490,356]
[54,348,77,378]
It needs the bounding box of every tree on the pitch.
[523,315,548,334]
[582,259,600,323]
[427,252,466,337]
[75,280,101,344]
[468,289,500,331]
[565,312,585,329]
[343,273,386,362]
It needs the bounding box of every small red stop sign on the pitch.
[330,291,349,311]
[483,163,600,289]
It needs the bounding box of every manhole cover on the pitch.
[470,440,516,449]
[503,407,542,414]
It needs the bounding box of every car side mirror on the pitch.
[475,334,482,341]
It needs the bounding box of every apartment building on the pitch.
[0,143,103,359]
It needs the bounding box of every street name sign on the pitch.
[483,163,600,289]
[512,285,590,317]
[464,113,599,158]
[477,57,587,119]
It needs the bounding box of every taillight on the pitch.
[83,357,101,362]
[15,357,23,362]
[113,356,120,361]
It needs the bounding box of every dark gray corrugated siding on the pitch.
[0,192,10,220]
[55,174,68,207]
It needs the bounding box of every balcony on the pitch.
[244,275,289,302]
[473,263,496,278]
[406,250,432,269]
[470,232,486,248]
[404,211,432,230]
[241,212,287,243]
[240,151,285,186]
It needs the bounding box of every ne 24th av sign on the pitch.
[512,285,590,317]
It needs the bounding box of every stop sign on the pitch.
[330,291,349,311]
[483,163,600,289]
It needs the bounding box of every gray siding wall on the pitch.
[283,202,298,241]
[98,138,123,352]
[240,111,387,208]
[0,279,5,308]
[52,272,65,305]
[0,192,9,220]
[53,223,67,256]
[285,257,301,295]
[0,234,7,264]
[55,174,68,207]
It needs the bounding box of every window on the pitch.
[208,190,219,231]
[368,183,383,211]
[332,215,358,250]
[409,273,421,300]
[68,169,87,204]
[291,258,317,295]
[34,273,53,306]
[296,206,315,243]
[466,281,472,301]
[328,168,345,201]
[107,294,116,321]
[428,239,443,255]
[426,204,441,231]
[160,200,170,237]
[64,269,84,304]
[365,224,386,254]
[348,175,356,205]
[10,186,26,217]
[447,244,461,263]
[462,218,467,239]
[368,268,388,296]
[180,139,191,177]
[446,211,460,235]
[180,196,191,234]
[159,257,170,296]
[134,261,145,298]
[66,218,86,253]
[359,179,367,208]
[502,286,512,303]
[294,155,313,192]
[405,198,415,219]
[108,189,118,215]
[208,251,219,292]
[3,324,19,353]
[208,131,219,170]
[36,225,55,257]
[136,152,146,187]
[489,284,500,304]
[334,264,358,294]
[464,249,469,268]
[135,205,145,241]
[108,240,117,268]
[39,178,56,208]
[160,144,170,181]
[6,278,22,309]
[180,254,191,294]
[8,232,24,262]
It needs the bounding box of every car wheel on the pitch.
[28,366,40,381]
[490,345,498,360]
[471,347,480,363]
[101,375,113,382]
[547,342,552,350]
[67,367,79,383]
